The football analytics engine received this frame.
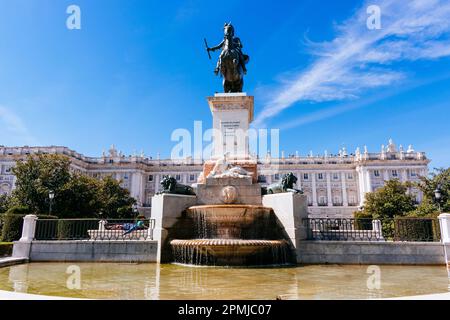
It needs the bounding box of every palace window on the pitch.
[347,173,353,180]
[4,166,11,173]
[189,174,195,181]
[274,174,280,181]
[124,174,129,180]
[175,174,181,181]
[392,170,398,177]
[410,170,417,177]
[318,173,324,180]
[318,196,327,205]
[258,175,267,183]
[348,195,357,205]
[374,170,380,177]
[303,173,309,180]
[148,175,153,182]
[333,173,339,180]
[333,196,341,205]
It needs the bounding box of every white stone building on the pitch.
[0,139,429,218]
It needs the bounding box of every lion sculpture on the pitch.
[157,175,196,196]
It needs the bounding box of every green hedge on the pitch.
[0,214,57,242]
[57,219,98,240]
[0,214,24,242]
[0,242,13,257]
[353,211,373,230]
[394,218,440,242]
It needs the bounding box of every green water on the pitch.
[0,263,448,299]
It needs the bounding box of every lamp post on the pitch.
[48,191,55,216]
[132,203,138,218]
[435,184,442,213]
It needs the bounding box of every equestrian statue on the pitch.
[205,23,249,93]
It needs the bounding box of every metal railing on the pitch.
[35,218,155,241]
[393,217,440,242]
[303,218,441,242]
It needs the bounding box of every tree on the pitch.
[362,179,417,219]
[360,179,417,239]
[416,167,450,214]
[57,174,102,218]
[10,154,136,218]
[98,176,136,219]
[0,194,11,213]
[12,154,71,214]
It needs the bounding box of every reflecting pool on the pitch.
[0,263,448,300]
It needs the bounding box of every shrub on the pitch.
[353,211,373,230]
[0,242,13,257]
[5,205,30,215]
[57,219,98,240]
[0,213,57,242]
[394,217,440,242]
[0,214,24,242]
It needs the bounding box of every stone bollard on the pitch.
[98,219,107,231]
[439,213,450,244]
[372,220,384,240]
[372,219,381,232]
[12,215,38,259]
[439,213,450,274]
[19,215,38,242]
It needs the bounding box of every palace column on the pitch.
[326,172,332,207]
[383,169,389,181]
[356,166,366,206]
[401,169,408,182]
[154,174,161,193]
[296,171,302,190]
[311,173,318,206]
[365,169,372,193]
[130,172,144,205]
[341,172,348,206]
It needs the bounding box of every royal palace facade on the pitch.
[0,139,429,218]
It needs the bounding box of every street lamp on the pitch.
[49,191,55,215]
[132,203,138,218]
[434,184,442,213]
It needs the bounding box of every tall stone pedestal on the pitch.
[207,93,254,160]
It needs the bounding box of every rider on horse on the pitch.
[207,23,248,76]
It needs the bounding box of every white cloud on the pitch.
[0,105,37,146]
[253,0,450,127]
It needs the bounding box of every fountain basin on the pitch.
[170,239,291,266]
[185,205,279,239]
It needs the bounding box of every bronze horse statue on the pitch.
[206,23,249,93]
[262,172,303,195]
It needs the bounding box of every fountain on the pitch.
[152,93,308,267]
[168,150,295,266]
[170,204,293,266]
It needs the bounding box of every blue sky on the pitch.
[0,0,449,168]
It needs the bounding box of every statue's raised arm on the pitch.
[205,23,249,93]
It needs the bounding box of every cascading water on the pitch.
[170,205,294,266]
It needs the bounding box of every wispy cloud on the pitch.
[253,0,450,127]
[0,105,37,146]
